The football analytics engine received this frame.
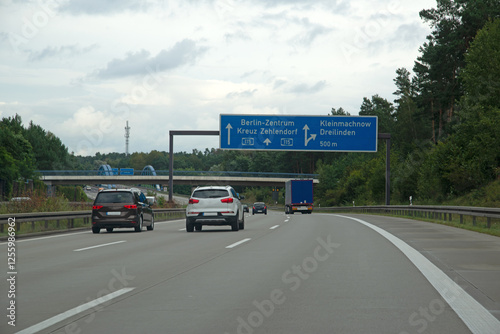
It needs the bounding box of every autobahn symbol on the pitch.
[220,114,378,152]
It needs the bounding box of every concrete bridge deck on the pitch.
[40,175,319,187]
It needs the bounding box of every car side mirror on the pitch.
[239,194,245,200]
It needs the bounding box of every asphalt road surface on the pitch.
[1,212,499,334]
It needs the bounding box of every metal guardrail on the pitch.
[0,208,186,234]
[2,205,499,234]
[316,205,500,228]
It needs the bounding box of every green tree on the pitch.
[330,107,350,116]
[392,68,430,155]
[416,19,500,199]
[147,150,169,170]
[129,152,148,170]
[0,115,36,198]
[359,95,395,134]
[414,0,500,142]
[461,19,500,109]
[0,146,18,199]
[392,150,425,203]
[24,121,71,170]
[248,152,276,173]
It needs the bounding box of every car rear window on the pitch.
[95,192,135,203]
[192,189,230,199]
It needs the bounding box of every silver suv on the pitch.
[186,186,245,232]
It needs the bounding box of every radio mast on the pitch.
[125,121,130,155]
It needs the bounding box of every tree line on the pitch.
[1,1,499,205]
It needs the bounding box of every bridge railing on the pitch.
[37,170,319,179]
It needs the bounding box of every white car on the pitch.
[185,185,244,232]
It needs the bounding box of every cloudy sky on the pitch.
[0,0,435,156]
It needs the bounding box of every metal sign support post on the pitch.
[378,133,391,205]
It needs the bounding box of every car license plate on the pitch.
[203,212,217,216]
[106,212,121,216]
[298,206,308,210]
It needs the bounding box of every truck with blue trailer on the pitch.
[284,179,314,214]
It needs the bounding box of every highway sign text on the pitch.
[220,114,378,152]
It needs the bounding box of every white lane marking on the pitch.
[226,238,251,249]
[334,214,500,334]
[156,219,184,225]
[284,219,289,223]
[14,287,135,334]
[73,240,126,252]
[0,219,185,245]
[270,225,280,230]
[179,228,186,231]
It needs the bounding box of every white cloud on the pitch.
[28,43,98,61]
[93,39,208,79]
[288,80,327,95]
[58,0,153,15]
[0,0,436,156]
[60,106,123,155]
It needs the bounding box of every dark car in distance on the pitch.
[252,202,267,215]
[91,188,155,233]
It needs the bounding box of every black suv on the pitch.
[91,188,154,233]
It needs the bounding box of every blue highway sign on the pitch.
[119,168,134,175]
[220,114,378,152]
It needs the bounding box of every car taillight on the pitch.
[92,205,103,210]
[189,198,199,204]
[124,204,137,209]
[221,197,233,203]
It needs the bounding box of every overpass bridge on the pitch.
[38,170,319,200]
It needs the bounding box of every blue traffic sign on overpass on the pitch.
[220,114,378,152]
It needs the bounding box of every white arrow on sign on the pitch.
[226,123,233,145]
[263,138,272,146]
[303,125,316,146]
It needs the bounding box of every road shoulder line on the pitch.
[334,214,500,334]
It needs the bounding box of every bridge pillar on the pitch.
[46,182,56,197]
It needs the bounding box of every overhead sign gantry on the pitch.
[168,115,389,205]
[220,114,378,152]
